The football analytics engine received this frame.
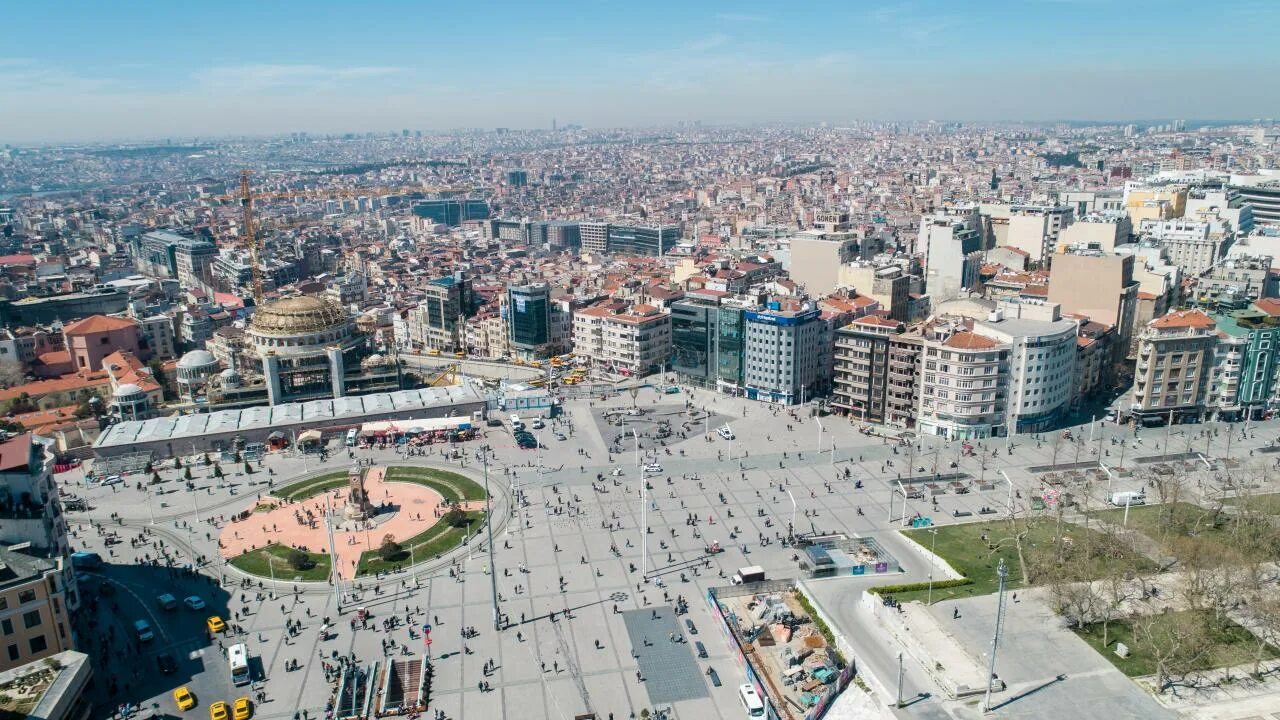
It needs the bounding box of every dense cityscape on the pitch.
[4,4,1280,720]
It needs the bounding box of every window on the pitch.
[5,644,16,661]
[0,619,11,636]
[28,635,46,655]
[23,611,41,629]
[17,590,34,604]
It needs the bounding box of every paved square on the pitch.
[621,608,708,705]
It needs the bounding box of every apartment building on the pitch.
[1194,254,1273,305]
[832,316,904,423]
[410,272,474,352]
[1131,310,1218,424]
[1056,212,1132,253]
[789,230,861,296]
[1140,218,1231,277]
[0,549,77,673]
[1047,251,1139,362]
[972,308,1078,433]
[1005,205,1074,266]
[917,322,1011,440]
[1211,299,1280,420]
[572,304,671,377]
[920,206,985,302]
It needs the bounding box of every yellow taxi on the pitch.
[453,351,465,358]
[233,697,252,720]
[206,615,226,633]
[209,700,229,720]
[174,686,196,711]
[428,349,441,356]
[530,360,542,367]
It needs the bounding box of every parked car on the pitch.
[174,687,196,711]
[643,463,663,473]
[157,652,178,674]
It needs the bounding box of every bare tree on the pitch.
[0,361,24,389]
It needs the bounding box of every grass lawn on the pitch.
[1223,492,1280,516]
[1074,610,1277,678]
[228,544,332,583]
[356,509,485,575]
[273,471,350,502]
[893,518,1155,604]
[383,466,486,502]
[1093,502,1275,562]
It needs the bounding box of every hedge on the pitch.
[867,578,973,595]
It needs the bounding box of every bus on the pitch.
[345,429,358,447]
[738,684,765,717]
[229,643,250,686]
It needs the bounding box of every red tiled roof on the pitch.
[63,315,137,335]
[1253,298,1280,317]
[1149,309,1215,330]
[0,433,31,473]
[943,332,999,350]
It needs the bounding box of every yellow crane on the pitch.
[207,169,473,302]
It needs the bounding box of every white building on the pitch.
[919,206,985,303]
[1004,205,1074,265]
[917,321,1011,441]
[741,302,830,405]
[972,306,1079,433]
[1140,218,1232,276]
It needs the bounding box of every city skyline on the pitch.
[3,0,1280,142]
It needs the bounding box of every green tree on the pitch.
[443,506,467,528]
[378,534,402,561]
[183,466,192,481]
[243,461,254,475]
[150,471,161,485]
[212,464,224,479]
[286,549,315,571]
[6,393,37,415]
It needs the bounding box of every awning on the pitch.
[297,430,323,443]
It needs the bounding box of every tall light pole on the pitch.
[983,560,1009,713]
[1099,462,1113,495]
[725,424,733,462]
[816,418,824,454]
[896,652,905,709]
[784,488,797,540]
[998,469,1014,519]
[482,446,500,630]
[926,527,939,605]
[640,478,648,578]
[323,493,342,614]
[630,429,639,470]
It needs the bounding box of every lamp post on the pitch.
[816,418,824,454]
[482,445,500,631]
[998,469,1014,519]
[927,527,939,605]
[630,429,639,470]
[1099,462,1113,495]
[784,488,796,540]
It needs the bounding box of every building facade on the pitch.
[832,316,904,423]
[572,304,671,377]
[917,324,1011,440]
[1131,310,1218,424]
[741,303,830,405]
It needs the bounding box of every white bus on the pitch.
[738,684,764,717]
[346,429,358,447]
[228,643,250,686]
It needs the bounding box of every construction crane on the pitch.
[209,169,474,302]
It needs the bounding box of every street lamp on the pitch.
[481,445,500,631]
[1099,462,1114,495]
[926,527,939,605]
[997,469,1014,519]
[815,418,824,454]
[784,488,797,540]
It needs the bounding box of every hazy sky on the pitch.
[3,0,1279,142]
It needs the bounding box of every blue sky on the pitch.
[2,0,1279,142]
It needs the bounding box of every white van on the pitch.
[1110,491,1146,507]
[738,684,765,717]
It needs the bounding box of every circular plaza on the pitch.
[220,464,491,581]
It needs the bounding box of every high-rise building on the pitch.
[1140,218,1232,277]
[741,301,830,405]
[832,316,906,423]
[1230,177,1280,227]
[413,272,474,352]
[919,206,985,302]
[505,170,528,187]
[506,283,553,360]
[1004,205,1074,266]
[545,221,581,249]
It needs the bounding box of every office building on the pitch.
[545,221,581,249]
[134,230,218,290]
[412,272,474,352]
[919,206,985,302]
[606,224,680,257]
[411,199,490,226]
[580,222,609,254]
[669,291,750,392]
[741,301,830,405]
[505,170,528,187]
[506,283,569,360]
[572,304,671,377]
[1131,310,1218,424]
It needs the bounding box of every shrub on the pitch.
[443,507,468,528]
[867,578,973,595]
[286,550,314,570]
[379,535,402,561]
